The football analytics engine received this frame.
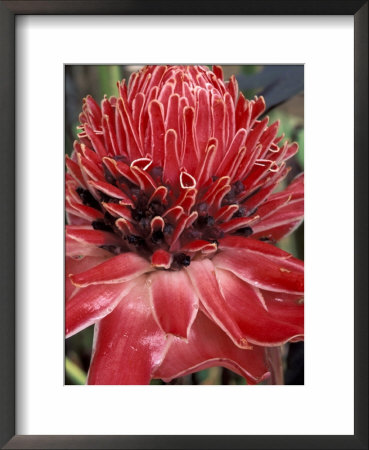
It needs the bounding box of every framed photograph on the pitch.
[1,1,367,449]
[64,62,305,389]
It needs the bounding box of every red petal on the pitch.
[218,215,259,233]
[202,176,230,203]
[102,202,133,220]
[258,120,280,159]
[163,129,180,185]
[220,234,287,256]
[115,218,136,235]
[66,240,113,259]
[116,98,142,160]
[214,204,239,223]
[250,96,266,123]
[181,240,217,254]
[211,96,226,164]
[148,100,165,165]
[130,165,157,194]
[213,248,304,294]
[216,268,304,345]
[252,220,303,242]
[148,185,168,205]
[151,249,173,269]
[88,180,134,205]
[84,124,107,158]
[163,205,184,223]
[261,289,303,305]
[65,155,86,187]
[195,139,217,187]
[212,65,224,80]
[181,106,199,173]
[66,281,135,338]
[195,88,211,154]
[70,252,152,287]
[216,128,247,177]
[87,278,171,385]
[179,171,196,189]
[251,198,304,239]
[165,93,180,137]
[170,211,198,251]
[283,172,304,199]
[149,270,199,338]
[245,117,268,156]
[66,198,104,221]
[186,259,251,349]
[153,311,270,384]
[65,255,110,301]
[150,216,165,233]
[132,93,146,148]
[227,75,238,105]
[66,226,121,247]
[251,194,291,221]
[219,235,304,268]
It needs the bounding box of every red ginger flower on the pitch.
[65,65,304,385]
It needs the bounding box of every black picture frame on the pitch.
[0,1,367,449]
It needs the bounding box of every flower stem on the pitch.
[265,347,284,385]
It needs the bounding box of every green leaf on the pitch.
[65,357,87,385]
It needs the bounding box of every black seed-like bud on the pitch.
[149,201,165,216]
[164,223,174,235]
[113,155,129,163]
[197,202,208,216]
[76,187,101,210]
[235,226,253,237]
[174,253,191,267]
[233,206,246,218]
[233,180,244,195]
[151,230,164,244]
[139,217,150,230]
[104,212,116,225]
[103,165,116,185]
[150,166,163,180]
[132,208,145,222]
[206,227,225,240]
[127,235,145,246]
[92,221,113,232]
[196,214,215,228]
[100,193,120,204]
[100,245,121,254]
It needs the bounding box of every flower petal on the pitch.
[186,259,251,349]
[219,235,304,269]
[151,249,173,269]
[153,311,270,384]
[65,255,110,301]
[213,247,304,294]
[251,174,304,241]
[216,268,304,345]
[251,198,304,241]
[87,277,171,385]
[66,280,135,338]
[69,252,152,287]
[66,226,122,246]
[149,270,199,338]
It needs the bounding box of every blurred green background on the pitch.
[65,65,304,385]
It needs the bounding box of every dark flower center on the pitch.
[74,158,261,270]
